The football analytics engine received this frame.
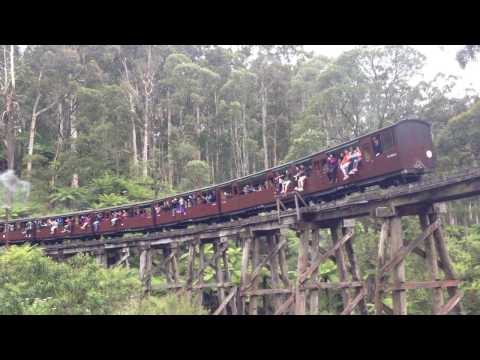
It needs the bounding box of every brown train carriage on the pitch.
[217,119,435,214]
[0,119,434,245]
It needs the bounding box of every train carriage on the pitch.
[0,119,435,245]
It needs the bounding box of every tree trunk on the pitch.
[167,89,173,185]
[70,96,79,188]
[261,81,269,169]
[142,97,149,179]
[128,93,139,176]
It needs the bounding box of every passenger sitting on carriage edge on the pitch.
[340,150,352,180]
[282,172,291,194]
[372,136,383,157]
[93,213,102,232]
[295,165,307,192]
[273,172,283,194]
[349,146,363,175]
[327,154,338,183]
[48,218,58,235]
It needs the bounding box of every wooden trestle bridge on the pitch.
[38,167,480,315]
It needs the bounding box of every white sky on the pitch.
[304,45,480,98]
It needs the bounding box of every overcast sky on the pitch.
[304,45,480,98]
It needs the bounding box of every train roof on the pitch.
[1,119,430,224]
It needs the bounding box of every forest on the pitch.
[1,45,480,315]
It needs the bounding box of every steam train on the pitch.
[0,119,435,245]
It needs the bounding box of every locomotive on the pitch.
[0,119,435,245]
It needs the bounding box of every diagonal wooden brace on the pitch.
[213,287,238,315]
[192,241,228,287]
[341,287,366,315]
[241,237,288,292]
[380,219,439,276]
[439,291,464,315]
[299,230,354,284]
[274,293,295,315]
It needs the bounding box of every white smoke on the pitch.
[0,170,31,208]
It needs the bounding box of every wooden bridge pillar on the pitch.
[95,248,108,267]
[295,223,311,315]
[139,242,152,294]
[374,203,462,315]
[330,221,352,311]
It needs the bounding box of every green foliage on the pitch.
[116,294,207,315]
[48,187,89,209]
[178,160,211,192]
[0,245,141,315]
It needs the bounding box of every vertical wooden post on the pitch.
[331,222,351,310]
[309,225,320,315]
[139,243,152,294]
[198,242,205,307]
[240,235,252,315]
[95,249,108,267]
[278,231,291,288]
[419,212,444,314]
[295,223,310,315]
[375,218,389,315]
[267,234,282,313]
[390,217,407,315]
[171,244,179,284]
[162,247,172,284]
[215,240,227,314]
[248,236,260,315]
[429,210,462,315]
[221,240,237,315]
[186,242,196,299]
[343,223,368,315]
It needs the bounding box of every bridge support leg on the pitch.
[295,223,311,315]
[429,206,462,314]
[309,225,320,315]
[331,222,351,310]
[390,217,407,315]
[248,236,260,315]
[240,234,252,315]
[419,211,444,315]
[214,240,226,314]
[139,243,152,294]
[95,249,108,267]
[267,234,282,314]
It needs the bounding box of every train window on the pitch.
[362,144,371,162]
[380,130,394,152]
[371,135,383,157]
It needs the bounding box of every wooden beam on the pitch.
[278,234,291,288]
[344,229,368,315]
[380,219,439,275]
[420,212,444,315]
[295,224,310,314]
[240,236,252,315]
[383,280,461,292]
[214,241,227,314]
[245,288,293,296]
[299,230,353,283]
[430,211,463,315]
[375,218,389,315]
[330,223,350,310]
[309,227,320,315]
[439,292,464,315]
[267,235,282,313]
[274,294,295,315]
[213,287,238,316]
[303,281,364,290]
[390,217,407,315]
[341,287,366,315]
[241,237,287,292]
[248,237,260,315]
